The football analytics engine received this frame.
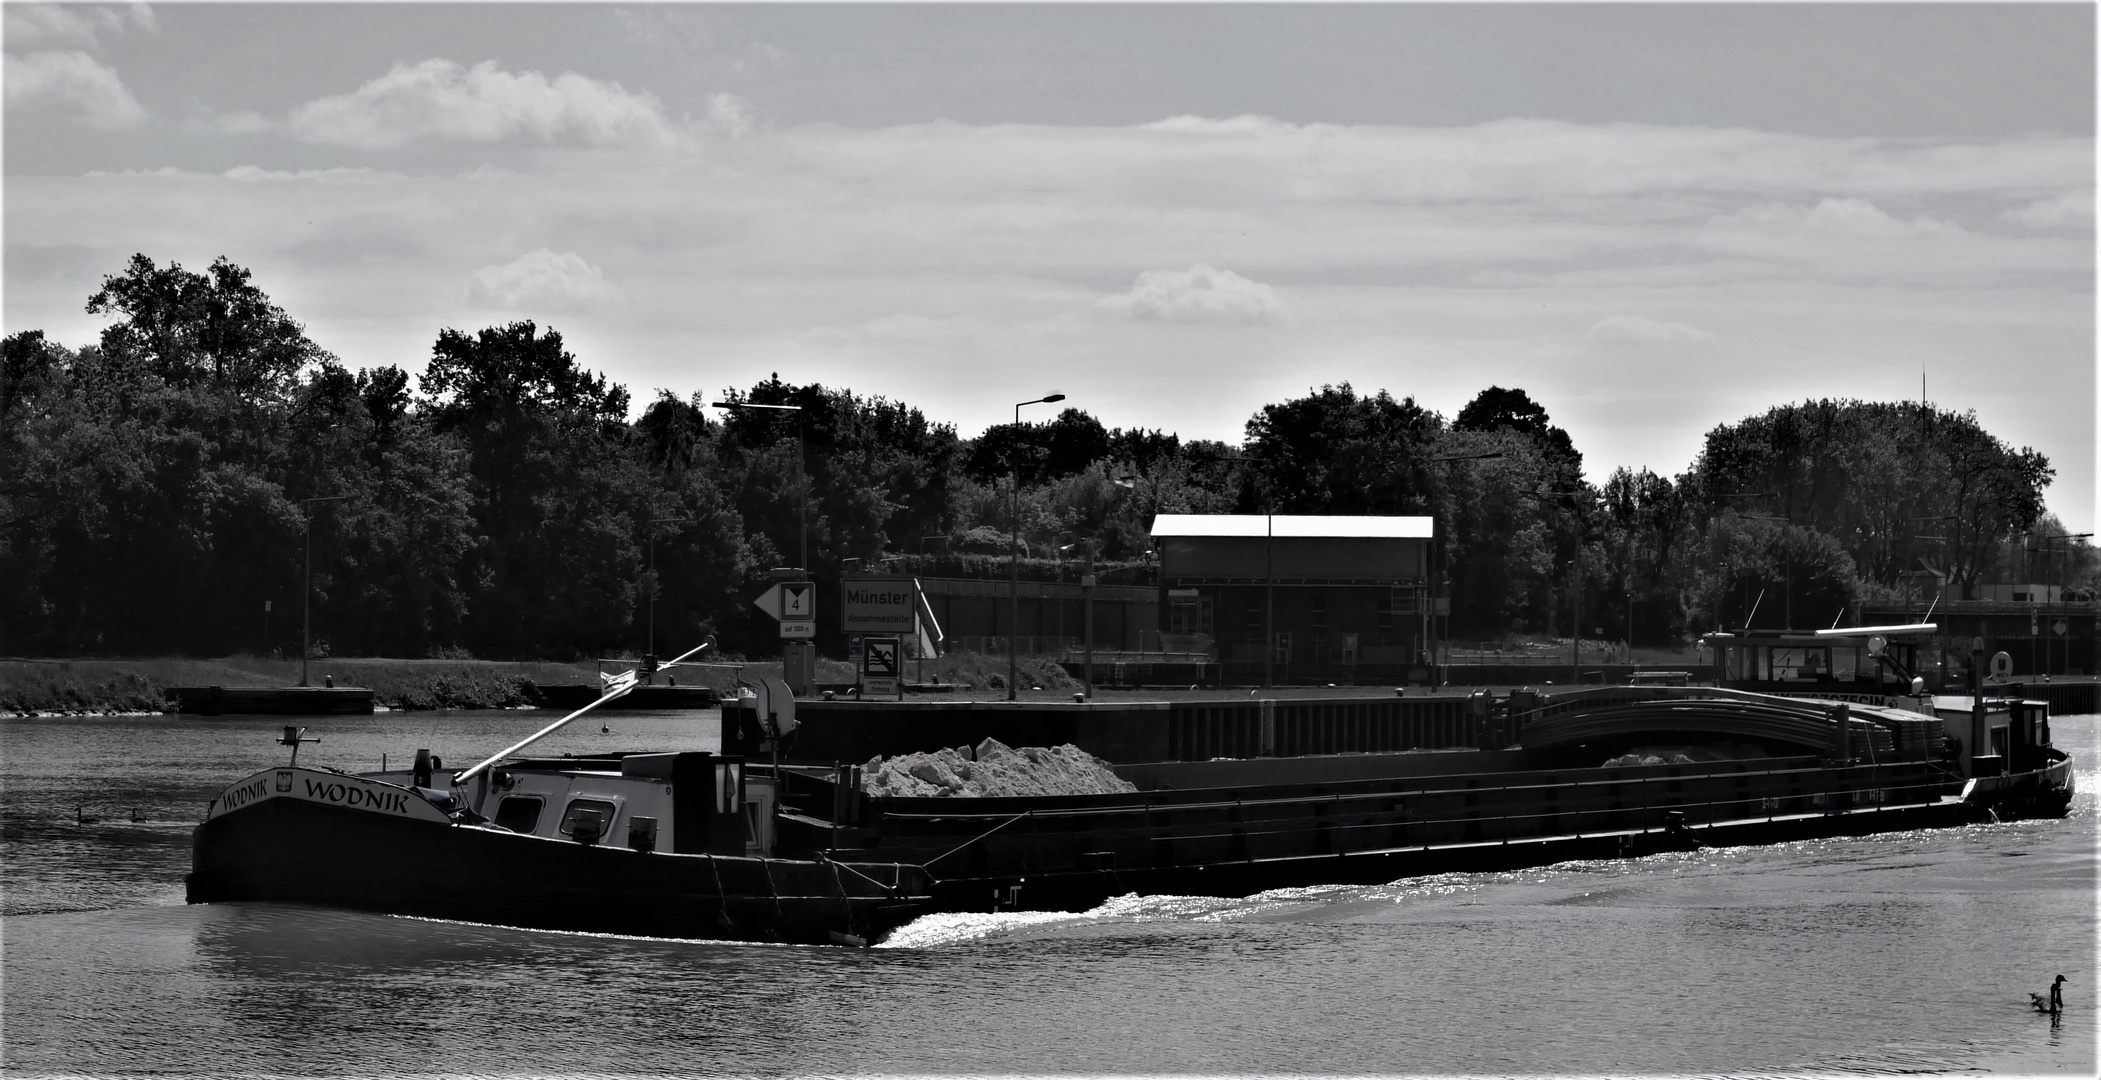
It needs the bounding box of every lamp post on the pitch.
[2028,533,2093,675]
[710,401,806,573]
[299,495,349,687]
[1428,451,1503,684]
[645,516,692,675]
[1009,392,1066,700]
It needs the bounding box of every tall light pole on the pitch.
[711,401,806,572]
[1428,451,1503,685]
[2029,533,2092,675]
[645,516,692,673]
[299,495,349,687]
[1009,392,1065,700]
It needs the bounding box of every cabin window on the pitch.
[1769,647,1829,681]
[560,798,618,837]
[493,795,544,833]
[1832,648,1859,682]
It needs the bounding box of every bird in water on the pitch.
[600,724,611,735]
[2030,974,2066,1014]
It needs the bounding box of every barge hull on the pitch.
[920,797,1977,914]
[188,797,929,945]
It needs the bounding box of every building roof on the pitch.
[1149,514,1435,539]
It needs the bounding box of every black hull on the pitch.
[188,799,930,946]
[920,798,1975,914]
[804,752,2075,916]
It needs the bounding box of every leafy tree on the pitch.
[1693,400,2052,598]
[1695,514,1860,631]
[420,321,646,657]
[1243,383,1442,515]
[1455,385,1581,471]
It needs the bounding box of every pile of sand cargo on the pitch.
[861,737,1138,798]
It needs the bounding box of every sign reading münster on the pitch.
[842,577,918,634]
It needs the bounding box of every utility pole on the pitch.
[1009,392,1065,700]
[300,495,349,687]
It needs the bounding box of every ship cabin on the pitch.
[372,751,768,855]
[1702,624,1931,702]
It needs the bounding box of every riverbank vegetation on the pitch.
[5,255,2092,668]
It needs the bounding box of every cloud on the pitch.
[1101,264,1290,324]
[705,93,754,139]
[2,3,153,48]
[2003,192,2093,228]
[1587,315,1717,345]
[464,249,625,312]
[4,50,146,129]
[289,59,679,149]
[222,165,386,184]
[186,110,275,136]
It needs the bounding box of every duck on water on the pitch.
[187,624,2075,946]
[2031,975,2066,1015]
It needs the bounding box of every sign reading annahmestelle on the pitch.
[842,577,918,634]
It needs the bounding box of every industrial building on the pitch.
[1149,514,1438,684]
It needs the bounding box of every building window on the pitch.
[1375,592,1393,629]
[1312,597,1327,629]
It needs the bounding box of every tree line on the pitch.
[3,255,2089,660]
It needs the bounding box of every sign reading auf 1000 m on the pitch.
[843,577,917,634]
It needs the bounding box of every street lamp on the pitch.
[645,516,692,671]
[299,495,350,687]
[2027,533,2093,675]
[710,401,806,572]
[1187,453,1278,687]
[1009,392,1065,700]
[1428,451,1503,683]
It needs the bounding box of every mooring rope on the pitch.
[922,810,1034,869]
[820,852,904,894]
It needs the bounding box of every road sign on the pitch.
[752,581,815,621]
[2055,619,2069,636]
[862,636,901,678]
[843,577,918,634]
[779,620,815,640]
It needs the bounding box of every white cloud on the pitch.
[187,110,275,136]
[464,249,625,312]
[1101,264,1290,324]
[1586,315,1717,345]
[222,165,385,184]
[705,92,754,139]
[4,50,146,129]
[289,59,679,149]
[2003,192,2094,228]
[2,3,153,48]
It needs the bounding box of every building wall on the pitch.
[1159,534,1435,683]
[1156,535,1429,581]
[917,576,1158,654]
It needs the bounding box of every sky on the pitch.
[5,3,2095,533]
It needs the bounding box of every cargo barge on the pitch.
[189,626,2073,944]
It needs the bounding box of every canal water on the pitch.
[4,708,2094,1076]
